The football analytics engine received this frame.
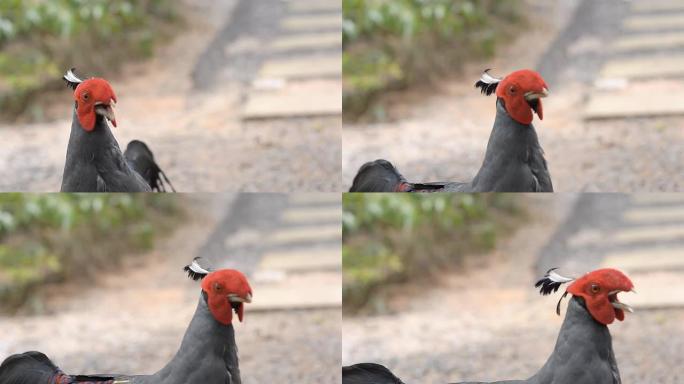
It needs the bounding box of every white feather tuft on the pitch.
[64,68,83,84]
[189,258,211,274]
[480,69,502,84]
[547,270,574,283]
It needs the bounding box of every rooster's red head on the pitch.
[536,268,635,325]
[63,68,117,132]
[475,69,549,125]
[184,258,253,325]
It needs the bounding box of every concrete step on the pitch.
[288,193,340,205]
[270,33,340,52]
[249,271,341,311]
[623,14,684,31]
[603,247,684,273]
[287,0,340,12]
[584,80,684,119]
[242,79,341,119]
[600,55,684,79]
[630,194,684,205]
[281,206,342,224]
[611,224,684,244]
[281,15,341,32]
[267,224,340,245]
[258,247,340,272]
[607,271,684,309]
[622,206,684,223]
[631,0,684,13]
[612,31,684,52]
[258,55,341,79]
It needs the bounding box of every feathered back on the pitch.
[184,257,213,281]
[474,69,502,96]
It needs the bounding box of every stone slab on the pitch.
[631,0,684,13]
[270,33,340,52]
[288,0,340,12]
[288,193,340,205]
[611,224,684,244]
[623,15,684,31]
[268,225,340,244]
[602,271,684,309]
[258,55,341,79]
[584,89,684,119]
[613,32,684,52]
[630,194,684,204]
[281,207,342,223]
[281,15,341,31]
[258,248,340,271]
[600,55,684,79]
[603,247,684,272]
[242,79,342,119]
[623,206,684,223]
[249,271,341,311]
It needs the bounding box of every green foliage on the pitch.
[343,194,522,313]
[0,0,178,120]
[343,0,524,120]
[0,194,181,311]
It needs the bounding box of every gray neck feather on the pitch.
[133,293,241,384]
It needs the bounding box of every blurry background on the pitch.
[342,193,684,383]
[343,0,683,192]
[0,0,341,192]
[0,193,341,383]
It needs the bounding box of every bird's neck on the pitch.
[469,99,545,191]
[530,296,620,384]
[144,293,241,384]
[61,109,120,191]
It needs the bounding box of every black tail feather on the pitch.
[350,159,410,192]
[343,363,405,384]
[124,140,176,192]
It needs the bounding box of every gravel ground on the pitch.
[0,0,341,192]
[342,0,683,192]
[342,195,684,383]
[0,195,341,383]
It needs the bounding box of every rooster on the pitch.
[60,68,175,192]
[343,268,634,384]
[350,69,553,192]
[0,258,252,384]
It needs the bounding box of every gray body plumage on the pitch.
[131,293,241,384]
[60,110,151,192]
[350,100,553,193]
[343,297,620,384]
[0,293,241,384]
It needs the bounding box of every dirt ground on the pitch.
[342,0,683,192]
[342,196,684,383]
[0,195,340,384]
[0,0,341,193]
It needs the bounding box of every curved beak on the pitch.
[228,292,252,303]
[524,87,549,101]
[94,99,117,127]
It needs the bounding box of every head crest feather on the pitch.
[63,68,84,90]
[184,257,213,281]
[535,268,575,316]
[474,69,502,96]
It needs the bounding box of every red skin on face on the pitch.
[73,78,117,131]
[495,69,548,125]
[201,269,253,325]
[567,268,634,325]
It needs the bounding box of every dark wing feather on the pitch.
[535,268,573,295]
[63,68,83,90]
[184,257,212,281]
[474,69,501,96]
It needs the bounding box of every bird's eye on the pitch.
[82,92,89,101]
[590,284,600,293]
[213,283,223,292]
[508,85,516,95]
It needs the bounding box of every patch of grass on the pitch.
[343,0,525,121]
[0,0,179,121]
[0,194,182,312]
[342,194,524,314]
